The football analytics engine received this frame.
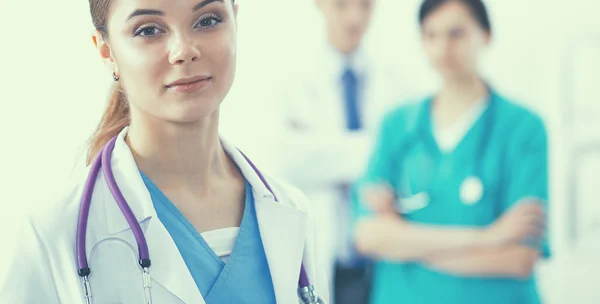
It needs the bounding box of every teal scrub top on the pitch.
[141,173,277,304]
[352,90,550,304]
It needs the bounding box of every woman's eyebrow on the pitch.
[126,0,225,21]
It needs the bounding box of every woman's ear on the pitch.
[91,30,118,76]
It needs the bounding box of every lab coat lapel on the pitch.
[103,128,204,303]
[254,194,307,304]
[144,216,205,303]
[221,138,308,304]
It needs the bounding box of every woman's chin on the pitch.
[162,103,220,125]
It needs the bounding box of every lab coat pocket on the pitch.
[89,238,185,304]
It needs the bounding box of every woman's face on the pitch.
[95,0,238,123]
[420,1,490,80]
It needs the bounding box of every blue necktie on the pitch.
[342,67,362,130]
[339,67,369,268]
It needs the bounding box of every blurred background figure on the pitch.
[272,0,411,302]
[353,0,550,303]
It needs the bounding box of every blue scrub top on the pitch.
[352,91,550,304]
[141,173,277,304]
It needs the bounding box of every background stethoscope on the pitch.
[390,90,497,214]
[76,136,324,304]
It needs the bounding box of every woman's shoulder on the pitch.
[377,96,431,135]
[388,96,429,117]
[23,166,90,244]
[2,173,87,303]
[492,92,547,135]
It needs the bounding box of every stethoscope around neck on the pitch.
[392,90,497,213]
[75,136,324,304]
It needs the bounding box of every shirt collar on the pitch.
[323,44,368,81]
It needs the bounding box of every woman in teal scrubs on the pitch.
[352,0,549,303]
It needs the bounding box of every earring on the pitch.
[113,72,120,81]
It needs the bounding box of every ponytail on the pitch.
[86,82,130,166]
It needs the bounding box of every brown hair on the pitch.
[86,0,130,166]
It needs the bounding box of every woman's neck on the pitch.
[126,109,237,192]
[432,75,488,128]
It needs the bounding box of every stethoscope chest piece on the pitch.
[299,285,325,304]
[460,176,483,205]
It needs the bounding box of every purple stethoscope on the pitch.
[75,136,324,304]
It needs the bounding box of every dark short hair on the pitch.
[418,0,491,33]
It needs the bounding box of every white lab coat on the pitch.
[273,45,411,288]
[0,128,329,304]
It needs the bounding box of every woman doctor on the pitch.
[353,0,549,303]
[0,0,328,303]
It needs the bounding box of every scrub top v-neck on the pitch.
[141,173,277,303]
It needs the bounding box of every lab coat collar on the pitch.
[323,43,369,82]
[104,127,156,235]
[220,136,281,201]
[102,127,307,303]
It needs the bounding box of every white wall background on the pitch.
[1,0,599,302]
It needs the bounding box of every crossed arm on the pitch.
[354,203,545,279]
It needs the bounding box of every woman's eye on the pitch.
[423,32,435,40]
[134,25,163,37]
[449,28,465,39]
[195,15,222,28]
